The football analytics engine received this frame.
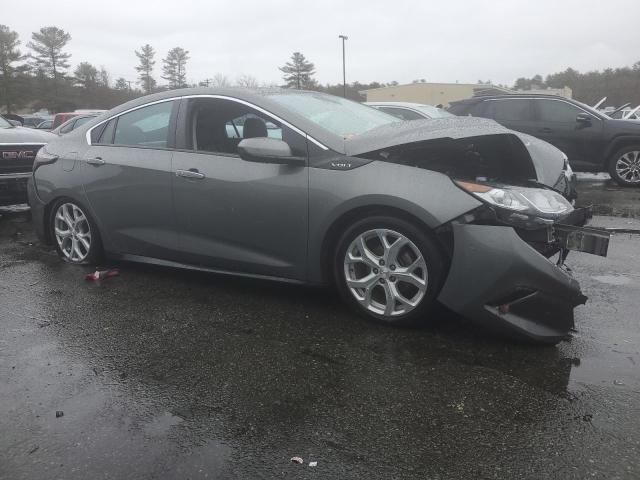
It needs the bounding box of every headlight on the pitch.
[455,180,573,216]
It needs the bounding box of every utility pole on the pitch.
[126,80,133,91]
[200,78,213,87]
[339,35,348,98]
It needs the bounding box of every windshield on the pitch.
[0,115,12,129]
[268,92,399,138]
[415,104,454,118]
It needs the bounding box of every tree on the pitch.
[236,74,258,88]
[211,73,229,87]
[279,52,316,89]
[0,25,26,113]
[74,61,98,89]
[98,66,109,88]
[162,47,189,89]
[135,44,156,93]
[114,77,129,90]
[27,26,71,95]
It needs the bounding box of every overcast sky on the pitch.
[5,0,640,88]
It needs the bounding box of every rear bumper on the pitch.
[0,173,30,206]
[437,223,586,343]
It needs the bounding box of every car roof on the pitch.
[365,101,437,109]
[85,87,363,154]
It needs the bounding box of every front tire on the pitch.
[50,199,103,265]
[609,146,640,186]
[333,216,445,326]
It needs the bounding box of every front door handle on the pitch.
[175,168,205,180]
[87,157,105,166]
[540,127,553,134]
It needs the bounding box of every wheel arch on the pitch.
[316,204,450,286]
[604,136,640,166]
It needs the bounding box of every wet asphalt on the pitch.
[1,174,639,479]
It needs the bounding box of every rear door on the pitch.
[171,97,309,281]
[483,98,538,136]
[82,100,178,259]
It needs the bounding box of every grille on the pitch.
[0,144,44,175]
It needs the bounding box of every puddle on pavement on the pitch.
[144,411,184,436]
[591,274,634,286]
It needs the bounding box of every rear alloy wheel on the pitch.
[51,200,102,264]
[334,217,444,325]
[609,147,640,186]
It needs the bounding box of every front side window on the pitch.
[537,100,583,123]
[112,101,174,148]
[487,99,534,121]
[267,92,398,138]
[184,98,306,158]
[378,107,424,121]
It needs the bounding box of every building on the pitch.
[360,82,513,107]
[360,82,573,107]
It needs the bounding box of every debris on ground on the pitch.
[85,268,120,281]
[290,456,303,464]
[55,411,64,418]
[309,461,318,467]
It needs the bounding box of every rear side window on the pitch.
[536,100,582,123]
[112,101,174,148]
[486,99,534,121]
[378,107,424,121]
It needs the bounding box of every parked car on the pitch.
[51,112,81,130]
[28,88,610,343]
[22,116,50,128]
[448,94,640,186]
[366,101,453,120]
[0,114,56,206]
[35,119,53,130]
[52,114,98,135]
[368,101,576,201]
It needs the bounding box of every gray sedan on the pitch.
[27,88,609,343]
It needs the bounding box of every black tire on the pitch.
[49,198,103,265]
[608,145,640,187]
[333,215,445,326]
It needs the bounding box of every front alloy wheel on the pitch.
[344,229,428,317]
[334,216,445,325]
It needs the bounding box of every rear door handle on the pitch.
[87,157,105,166]
[540,127,553,133]
[175,168,205,180]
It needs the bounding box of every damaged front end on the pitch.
[435,181,610,343]
[351,122,611,342]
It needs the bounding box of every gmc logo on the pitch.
[2,150,35,160]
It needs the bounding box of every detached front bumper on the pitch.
[437,223,588,343]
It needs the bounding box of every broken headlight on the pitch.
[455,180,573,217]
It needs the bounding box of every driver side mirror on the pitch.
[238,137,306,166]
[576,112,592,126]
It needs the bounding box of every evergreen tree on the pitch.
[114,77,129,90]
[27,26,71,96]
[135,44,156,93]
[279,52,316,89]
[162,47,189,89]
[74,61,98,89]
[0,24,26,113]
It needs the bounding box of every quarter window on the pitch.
[486,99,534,121]
[96,119,116,144]
[537,100,583,123]
[112,101,174,148]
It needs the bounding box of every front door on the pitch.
[82,100,178,258]
[171,97,309,281]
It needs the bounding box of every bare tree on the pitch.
[236,74,259,88]
[211,73,230,87]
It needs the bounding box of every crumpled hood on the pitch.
[344,117,514,156]
[0,126,57,144]
[345,116,565,188]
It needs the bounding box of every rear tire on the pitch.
[333,216,445,326]
[608,146,640,186]
[49,198,103,265]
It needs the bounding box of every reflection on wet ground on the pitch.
[1,177,639,479]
